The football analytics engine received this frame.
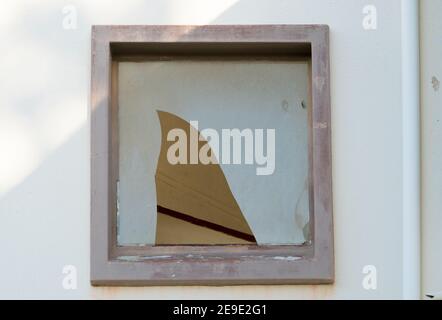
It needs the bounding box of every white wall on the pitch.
[0,0,404,299]
[421,0,442,299]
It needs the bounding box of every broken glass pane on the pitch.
[117,60,310,245]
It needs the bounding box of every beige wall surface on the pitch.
[0,0,404,299]
[421,0,442,299]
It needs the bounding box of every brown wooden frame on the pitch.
[91,25,333,286]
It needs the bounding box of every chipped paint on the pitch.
[314,122,328,129]
[116,255,172,262]
[272,256,302,261]
[237,255,302,261]
[314,76,326,91]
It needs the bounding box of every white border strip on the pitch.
[402,0,421,300]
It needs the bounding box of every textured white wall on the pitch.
[421,0,442,299]
[0,0,404,299]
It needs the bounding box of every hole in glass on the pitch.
[117,60,310,246]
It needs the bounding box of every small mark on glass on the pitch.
[281,99,289,112]
[432,76,440,92]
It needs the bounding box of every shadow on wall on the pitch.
[0,124,89,298]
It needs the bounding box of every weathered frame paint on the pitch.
[91,25,333,285]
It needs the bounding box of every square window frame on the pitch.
[91,24,333,286]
